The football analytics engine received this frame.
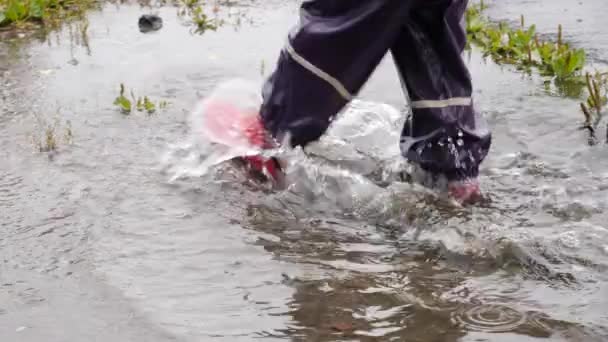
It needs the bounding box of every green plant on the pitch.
[114,83,168,115]
[0,0,94,28]
[465,8,484,41]
[113,83,132,114]
[580,72,608,141]
[536,38,556,75]
[1,0,28,25]
[136,96,156,114]
[551,47,586,81]
[465,2,608,144]
[175,0,231,35]
[465,5,587,82]
[481,26,507,58]
[191,5,217,34]
[507,24,535,65]
[466,5,590,86]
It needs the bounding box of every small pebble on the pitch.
[138,14,163,33]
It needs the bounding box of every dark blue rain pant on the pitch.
[259,0,492,181]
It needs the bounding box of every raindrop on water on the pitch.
[451,304,526,333]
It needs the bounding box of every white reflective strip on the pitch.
[411,97,472,109]
[284,41,354,101]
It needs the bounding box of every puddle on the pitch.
[1,0,608,341]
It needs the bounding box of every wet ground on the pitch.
[1,0,608,341]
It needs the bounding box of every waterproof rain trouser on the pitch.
[259,0,492,181]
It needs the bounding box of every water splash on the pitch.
[160,78,415,211]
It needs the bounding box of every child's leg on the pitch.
[391,0,492,184]
[260,0,415,148]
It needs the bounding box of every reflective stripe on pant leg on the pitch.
[391,0,491,181]
[260,0,415,148]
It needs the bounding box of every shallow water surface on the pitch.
[1,1,608,341]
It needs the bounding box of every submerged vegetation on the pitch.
[174,0,254,35]
[114,83,168,115]
[177,0,219,34]
[0,0,96,30]
[31,115,73,153]
[466,2,586,85]
[175,0,248,35]
[466,1,608,144]
[580,72,608,144]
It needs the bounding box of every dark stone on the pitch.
[138,14,163,33]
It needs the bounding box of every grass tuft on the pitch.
[466,3,608,144]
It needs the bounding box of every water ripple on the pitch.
[451,304,527,333]
[0,171,23,208]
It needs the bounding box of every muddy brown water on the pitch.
[1,1,608,341]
